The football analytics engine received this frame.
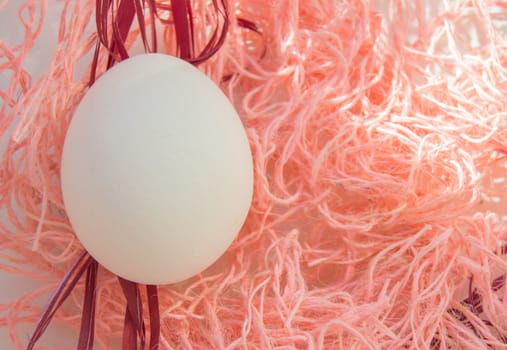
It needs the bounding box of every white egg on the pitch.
[61,54,253,285]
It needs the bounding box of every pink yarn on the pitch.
[2,0,507,348]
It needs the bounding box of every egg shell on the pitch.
[61,53,253,285]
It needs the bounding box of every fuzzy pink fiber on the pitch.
[2,0,507,349]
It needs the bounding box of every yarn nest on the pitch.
[2,0,507,348]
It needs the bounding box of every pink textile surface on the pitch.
[2,0,507,348]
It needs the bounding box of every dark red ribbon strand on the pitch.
[96,0,111,49]
[171,0,193,60]
[118,277,146,349]
[77,259,99,350]
[133,0,150,53]
[27,252,94,349]
[122,307,139,350]
[237,17,260,33]
[93,0,146,78]
[119,283,160,350]
[146,0,158,52]
[89,40,102,85]
[107,0,136,67]
[147,285,160,350]
[185,0,195,56]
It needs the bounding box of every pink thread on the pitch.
[2,0,507,348]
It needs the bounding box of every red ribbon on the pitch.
[28,0,234,348]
